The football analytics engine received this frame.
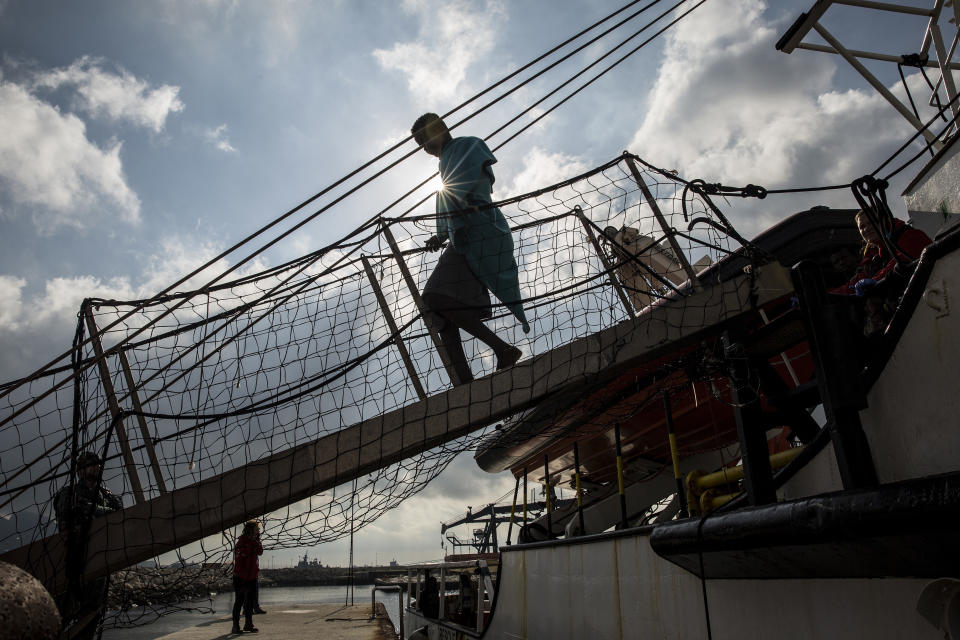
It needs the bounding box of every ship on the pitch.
[400,1,960,638]
[1,1,960,639]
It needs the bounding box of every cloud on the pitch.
[154,1,307,68]
[204,123,237,152]
[373,0,507,105]
[32,56,184,133]
[505,147,590,197]
[627,0,918,235]
[0,275,26,331]
[0,78,141,232]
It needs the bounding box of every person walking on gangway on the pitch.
[411,113,530,384]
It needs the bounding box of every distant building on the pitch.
[389,559,399,568]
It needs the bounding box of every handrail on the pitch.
[371,585,404,639]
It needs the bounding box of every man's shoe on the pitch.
[253,608,267,614]
[496,346,522,370]
[243,623,259,633]
[231,622,242,634]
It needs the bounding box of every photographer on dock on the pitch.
[231,520,264,634]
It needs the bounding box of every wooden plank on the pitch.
[0,263,794,595]
[84,307,145,504]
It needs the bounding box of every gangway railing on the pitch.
[0,260,793,594]
[0,153,778,599]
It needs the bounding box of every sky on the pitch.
[0,0,947,567]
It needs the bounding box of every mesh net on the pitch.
[0,153,753,630]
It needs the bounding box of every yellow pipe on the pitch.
[668,433,682,480]
[690,446,803,492]
[700,488,738,512]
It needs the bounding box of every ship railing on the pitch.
[777,0,960,148]
[403,558,495,634]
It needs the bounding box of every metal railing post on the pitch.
[438,563,446,621]
[361,255,428,400]
[929,22,960,124]
[381,222,465,386]
[791,262,878,489]
[614,421,627,528]
[522,468,528,526]
[506,475,519,545]
[722,332,776,506]
[543,454,553,536]
[623,156,701,290]
[84,307,145,503]
[575,206,636,318]
[662,391,688,518]
[573,442,586,535]
[117,349,168,495]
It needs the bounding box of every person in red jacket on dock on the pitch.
[231,520,263,634]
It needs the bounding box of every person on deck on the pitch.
[411,113,530,385]
[457,573,476,626]
[52,451,123,640]
[422,574,440,619]
[831,210,932,335]
[231,520,263,634]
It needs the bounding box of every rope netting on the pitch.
[0,153,749,627]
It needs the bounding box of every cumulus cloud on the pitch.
[204,123,237,152]
[373,0,507,105]
[0,78,141,232]
[627,0,921,234]
[505,147,590,197]
[0,275,26,331]
[32,56,184,133]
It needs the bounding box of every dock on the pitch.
[154,604,398,640]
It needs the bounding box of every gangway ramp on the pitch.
[0,261,793,595]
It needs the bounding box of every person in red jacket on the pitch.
[231,520,263,634]
[832,210,932,335]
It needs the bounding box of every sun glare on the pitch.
[430,174,445,193]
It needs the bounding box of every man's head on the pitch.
[242,520,260,538]
[412,113,451,157]
[76,451,102,488]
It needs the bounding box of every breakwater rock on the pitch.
[107,565,237,609]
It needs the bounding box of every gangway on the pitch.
[0,260,793,594]
[0,153,795,600]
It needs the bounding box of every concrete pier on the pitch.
[154,604,397,640]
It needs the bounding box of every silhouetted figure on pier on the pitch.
[232,520,263,634]
[412,113,530,384]
[52,451,123,640]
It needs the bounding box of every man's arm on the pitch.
[440,137,496,209]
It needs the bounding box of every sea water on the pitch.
[100,584,405,639]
